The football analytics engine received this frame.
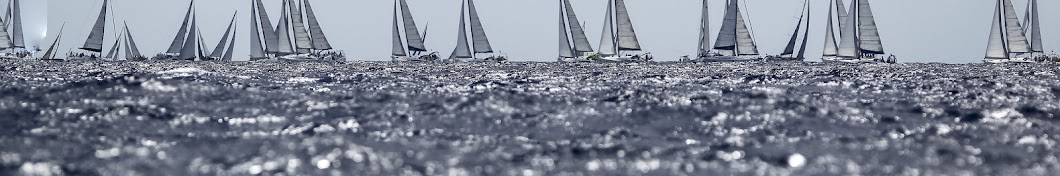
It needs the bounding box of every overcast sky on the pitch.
[43,0,1057,63]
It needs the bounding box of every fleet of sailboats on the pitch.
[21,0,1060,63]
[984,0,1046,63]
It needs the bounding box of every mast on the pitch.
[80,0,108,52]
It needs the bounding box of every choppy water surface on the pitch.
[1,61,1060,175]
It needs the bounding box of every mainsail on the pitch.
[391,2,407,56]
[43,24,65,60]
[1027,0,1042,52]
[178,14,199,60]
[836,0,858,57]
[449,0,472,59]
[211,12,237,58]
[985,0,1007,59]
[223,23,237,61]
[467,0,492,53]
[124,23,142,59]
[80,0,108,52]
[276,0,295,54]
[288,0,312,53]
[822,0,838,57]
[597,0,616,55]
[1001,0,1029,53]
[857,0,884,54]
[558,1,574,58]
[303,0,332,50]
[0,13,11,49]
[250,5,266,59]
[836,0,848,39]
[713,0,757,55]
[254,0,278,53]
[398,0,426,52]
[697,0,710,57]
[10,0,22,48]
[167,1,194,54]
[562,0,592,52]
[613,0,640,50]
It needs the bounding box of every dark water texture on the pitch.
[1,61,1060,176]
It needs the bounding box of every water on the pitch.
[1,61,1059,175]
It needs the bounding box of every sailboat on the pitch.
[262,0,343,61]
[66,0,114,60]
[206,12,238,61]
[557,0,593,62]
[41,23,65,60]
[766,0,811,62]
[446,0,505,62]
[0,0,29,60]
[829,0,894,63]
[101,22,146,61]
[154,0,209,61]
[594,0,652,62]
[680,0,718,62]
[392,0,438,62]
[701,0,761,62]
[983,0,1036,63]
[1019,0,1053,62]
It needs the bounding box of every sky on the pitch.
[42,0,1059,63]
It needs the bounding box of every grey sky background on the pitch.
[44,0,1057,63]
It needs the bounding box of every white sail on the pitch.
[81,0,107,52]
[288,0,311,53]
[697,0,710,57]
[198,28,209,57]
[211,13,236,58]
[822,0,838,56]
[836,0,848,39]
[1027,0,1042,52]
[856,0,883,54]
[303,0,332,50]
[104,28,122,58]
[167,1,193,53]
[43,24,63,60]
[254,0,278,53]
[836,0,858,58]
[11,0,22,48]
[558,1,574,58]
[1002,0,1029,53]
[734,7,758,55]
[985,0,1007,59]
[178,15,199,60]
[598,0,616,56]
[562,0,592,52]
[124,23,141,59]
[614,0,640,50]
[223,22,237,61]
[276,0,295,54]
[449,1,472,59]
[467,0,492,53]
[392,2,407,56]
[713,0,738,50]
[3,1,9,28]
[399,0,426,51]
[0,14,11,49]
[250,6,266,59]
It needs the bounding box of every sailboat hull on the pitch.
[983,58,1035,63]
[392,53,440,62]
[696,56,762,62]
[557,56,593,62]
